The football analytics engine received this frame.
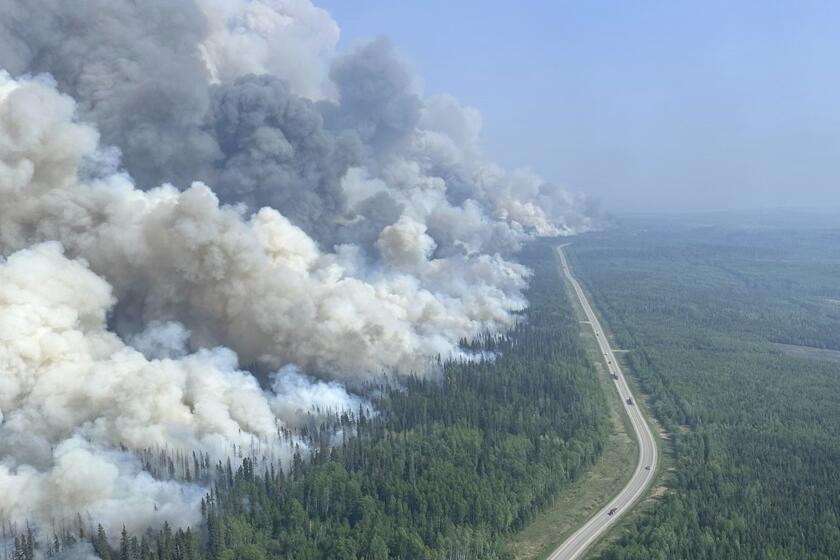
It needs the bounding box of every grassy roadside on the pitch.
[506,249,638,560]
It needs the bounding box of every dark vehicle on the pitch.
[608,507,618,516]
[645,465,651,471]
[626,397,634,405]
[612,373,619,380]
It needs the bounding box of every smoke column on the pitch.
[0,0,597,538]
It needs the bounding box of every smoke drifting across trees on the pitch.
[0,0,597,542]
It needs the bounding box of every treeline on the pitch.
[17,240,610,560]
[568,227,840,560]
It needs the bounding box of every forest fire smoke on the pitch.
[0,0,597,538]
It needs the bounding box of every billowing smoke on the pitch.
[0,0,597,539]
[0,242,302,536]
[0,0,594,243]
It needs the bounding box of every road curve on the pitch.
[547,246,658,560]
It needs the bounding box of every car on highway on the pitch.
[626,397,634,405]
[607,507,618,516]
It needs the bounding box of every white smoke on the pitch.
[197,0,339,98]
[0,243,265,535]
[270,365,370,427]
[50,542,100,560]
[0,240,375,537]
[128,321,191,360]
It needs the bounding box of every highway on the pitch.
[547,246,658,560]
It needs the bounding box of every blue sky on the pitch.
[319,1,840,213]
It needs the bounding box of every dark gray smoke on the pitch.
[210,74,361,234]
[324,37,422,159]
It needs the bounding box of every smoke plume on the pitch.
[0,0,597,538]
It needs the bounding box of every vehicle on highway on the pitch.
[626,397,634,405]
[612,373,619,380]
[607,508,618,516]
[645,466,651,471]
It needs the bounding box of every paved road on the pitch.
[547,246,658,560]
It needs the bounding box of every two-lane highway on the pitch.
[547,246,658,560]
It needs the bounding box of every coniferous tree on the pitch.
[93,525,111,560]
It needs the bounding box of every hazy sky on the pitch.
[319,0,840,213]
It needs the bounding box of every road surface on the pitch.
[547,246,658,560]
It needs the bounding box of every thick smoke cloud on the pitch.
[210,74,360,234]
[0,0,341,193]
[0,242,287,535]
[0,0,594,246]
[324,37,422,158]
[197,0,340,99]
[0,0,598,540]
[0,71,526,373]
